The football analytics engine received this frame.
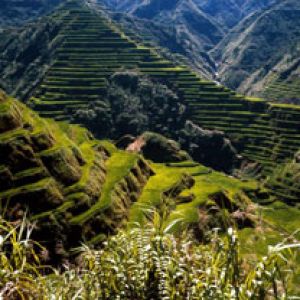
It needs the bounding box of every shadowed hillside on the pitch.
[193,0,276,28]
[0,0,63,27]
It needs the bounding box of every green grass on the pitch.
[129,160,257,230]
[70,149,139,225]
[63,141,101,195]
[239,201,300,294]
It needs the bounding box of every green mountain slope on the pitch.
[0,0,299,205]
[213,0,300,102]
[109,12,217,77]
[1,89,264,262]
[0,1,299,288]
[0,15,66,99]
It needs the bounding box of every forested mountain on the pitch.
[96,0,300,102]
[95,0,142,12]
[0,14,65,99]
[98,0,276,28]
[132,0,224,47]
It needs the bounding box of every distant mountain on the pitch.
[112,13,217,77]
[97,0,143,12]
[94,0,224,77]
[213,0,300,101]
[132,0,224,48]
[97,0,276,29]
[95,0,279,80]
[0,0,63,27]
[193,0,276,28]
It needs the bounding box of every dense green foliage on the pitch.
[74,71,185,138]
[0,1,300,298]
[0,218,298,299]
[73,71,240,172]
[9,0,297,189]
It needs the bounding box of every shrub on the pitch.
[73,71,186,139]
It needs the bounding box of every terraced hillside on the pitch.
[1,90,265,261]
[29,0,300,185]
[263,74,300,104]
[0,90,153,261]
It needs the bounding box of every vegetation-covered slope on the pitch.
[97,0,278,77]
[95,0,222,77]
[0,15,65,99]
[2,90,266,262]
[0,1,299,294]
[0,0,299,206]
[98,0,276,29]
[1,89,299,294]
[26,1,299,181]
[0,0,63,28]
[0,90,108,261]
[110,12,217,77]
[213,0,300,102]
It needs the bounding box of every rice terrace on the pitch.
[0,0,299,298]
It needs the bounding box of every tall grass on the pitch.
[0,218,47,299]
[0,217,298,299]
